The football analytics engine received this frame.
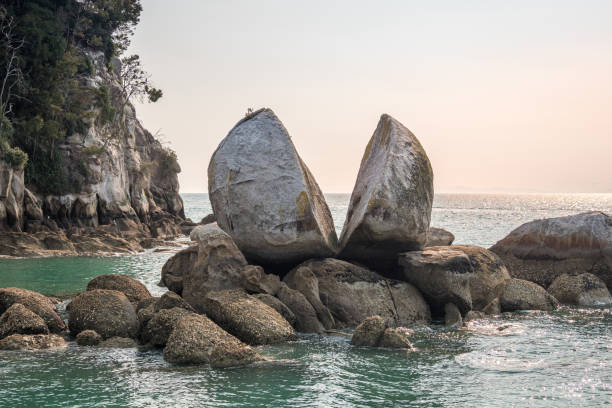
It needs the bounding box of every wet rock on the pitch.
[0,287,66,333]
[163,314,264,368]
[180,224,248,312]
[339,114,433,273]
[76,329,102,346]
[482,297,501,315]
[490,211,612,289]
[547,273,612,306]
[160,244,198,295]
[86,274,152,307]
[351,315,387,347]
[500,279,559,312]
[154,291,196,313]
[0,334,67,350]
[252,294,297,327]
[464,311,486,322]
[276,284,324,333]
[208,108,338,266]
[0,303,49,339]
[378,328,414,349]
[240,265,282,296]
[68,289,139,339]
[142,307,193,347]
[444,303,463,327]
[203,289,297,345]
[452,245,511,311]
[98,336,138,348]
[137,303,156,334]
[285,258,431,329]
[426,227,455,247]
[398,248,474,314]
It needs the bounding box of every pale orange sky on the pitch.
[131,1,612,193]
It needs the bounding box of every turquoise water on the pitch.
[1,193,611,407]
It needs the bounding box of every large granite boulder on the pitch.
[452,245,511,311]
[142,307,193,347]
[398,248,474,314]
[208,108,338,266]
[276,284,324,333]
[426,228,455,247]
[86,274,151,307]
[500,279,559,312]
[68,289,139,339]
[240,265,282,296]
[163,314,264,368]
[159,245,198,295]
[0,303,49,339]
[490,211,612,289]
[547,273,612,306]
[180,224,248,312]
[0,334,67,350]
[154,291,195,313]
[0,288,66,333]
[252,293,297,327]
[284,258,431,328]
[203,289,297,345]
[338,114,434,273]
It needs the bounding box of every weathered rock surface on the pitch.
[284,258,431,329]
[159,244,198,295]
[0,333,67,350]
[276,284,324,333]
[203,289,297,345]
[338,114,434,272]
[0,303,49,339]
[490,211,612,289]
[98,337,138,348]
[444,303,463,327]
[68,289,138,339]
[76,330,102,346]
[398,248,474,314]
[378,328,414,349]
[178,224,248,312]
[252,293,297,327]
[142,307,193,347]
[500,279,559,312]
[240,265,282,296]
[426,228,455,247]
[154,291,195,313]
[86,274,151,307]
[163,314,264,368]
[547,273,612,306]
[208,108,338,266]
[482,297,501,315]
[0,288,66,333]
[351,315,413,349]
[452,245,511,311]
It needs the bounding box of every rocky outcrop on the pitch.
[452,245,511,311]
[76,330,102,346]
[426,228,455,247]
[338,114,434,273]
[500,279,559,312]
[208,108,338,266]
[142,307,193,347]
[203,289,297,345]
[547,273,612,306]
[276,284,324,333]
[86,274,151,307]
[68,289,138,339]
[490,212,612,290]
[350,315,413,349]
[398,248,474,314]
[0,288,66,333]
[240,265,282,296]
[154,291,195,313]
[252,293,297,327]
[0,333,67,350]
[159,245,198,295]
[444,303,462,327]
[284,258,431,329]
[163,314,264,367]
[179,224,248,312]
[0,303,49,339]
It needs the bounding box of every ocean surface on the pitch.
[0,193,611,407]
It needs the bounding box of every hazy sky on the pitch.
[130,0,612,193]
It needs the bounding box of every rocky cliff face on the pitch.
[0,51,183,239]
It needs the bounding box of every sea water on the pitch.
[0,193,610,407]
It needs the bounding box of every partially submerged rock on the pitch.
[444,303,462,327]
[208,108,338,266]
[351,315,413,349]
[547,273,612,306]
[339,114,434,273]
[398,248,474,314]
[0,333,67,350]
[378,328,413,349]
[284,258,431,329]
[160,244,198,295]
[490,211,612,289]
[426,228,455,247]
[142,307,193,347]
[0,287,66,333]
[76,330,102,346]
[0,303,49,339]
[500,279,559,312]
[98,337,138,348]
[86,274,152,307]
[68,289,139,339]
[163,314,264,368]
[203,289,297,345]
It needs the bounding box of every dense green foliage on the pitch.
[0,0,161,193]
